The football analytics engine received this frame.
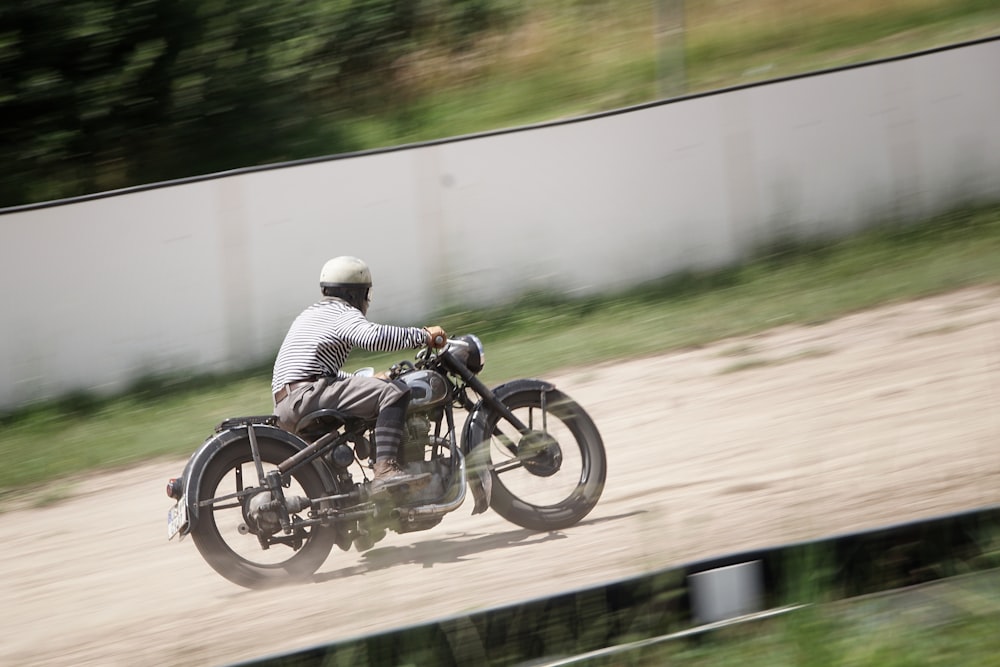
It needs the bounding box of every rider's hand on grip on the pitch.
[424,326,447,348]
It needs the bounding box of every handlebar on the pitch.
[423,327,447,349]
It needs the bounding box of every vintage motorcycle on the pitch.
[165,334,606,588]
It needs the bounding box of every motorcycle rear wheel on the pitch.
[190,438,336,589]
[477,388,606,531]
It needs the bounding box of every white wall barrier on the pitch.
[1,38,998,409]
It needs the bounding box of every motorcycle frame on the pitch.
[176,348,556,538]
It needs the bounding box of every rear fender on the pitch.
[460,378,556,514]
[178,425,335,535]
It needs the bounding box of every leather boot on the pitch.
[370,458,431,495]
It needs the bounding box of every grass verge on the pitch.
[337,0,1000,150]
[616,601,1000,666]
[0,203,998,501]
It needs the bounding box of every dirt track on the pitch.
[1,287,998,666]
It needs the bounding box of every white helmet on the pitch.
[319,256,373,313]
[320,256,372,288]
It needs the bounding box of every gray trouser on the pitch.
[274,376,410,460]
[274,376,405,431]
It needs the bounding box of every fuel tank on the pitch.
[399,369,449,410]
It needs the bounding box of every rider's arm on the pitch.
[338,309,430,352]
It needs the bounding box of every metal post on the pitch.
[655,0,687,99]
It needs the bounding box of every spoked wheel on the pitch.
[479,388,606,531]
[190,438,337,589]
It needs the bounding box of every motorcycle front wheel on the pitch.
[476,388,606,531]
[190,438,337,589]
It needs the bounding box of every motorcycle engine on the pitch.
[402,414,431,464]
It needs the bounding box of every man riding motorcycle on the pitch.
[270,255,448,494]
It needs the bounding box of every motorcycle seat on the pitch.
[295,409,365,439]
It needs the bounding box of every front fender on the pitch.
[460,378,557,453]
[178,425,333,535]
[460,378,556,515]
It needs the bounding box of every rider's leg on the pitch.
[278,376,429,492]
[373,392,408,462]
[370,390,430,493]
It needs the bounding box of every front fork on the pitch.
[460,373,555,460]
[447,354,533,436]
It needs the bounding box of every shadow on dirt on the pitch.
[312,510,645,583]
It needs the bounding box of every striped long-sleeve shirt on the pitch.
[271,298,427,393]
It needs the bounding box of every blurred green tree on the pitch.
[0,0,516,207]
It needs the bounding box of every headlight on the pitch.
[449,334,485,374]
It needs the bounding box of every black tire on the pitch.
[190,438,336,589]
[473,388,606,531]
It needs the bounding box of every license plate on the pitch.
[167,499,189,541]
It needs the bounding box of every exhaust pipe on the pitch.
[395,451,468,523]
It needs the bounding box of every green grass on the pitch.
[576,549,1000,666]
[610,603,1000,666]
[435,205,1000,380]
[1,204,998,502]
[332,0,1000,150]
